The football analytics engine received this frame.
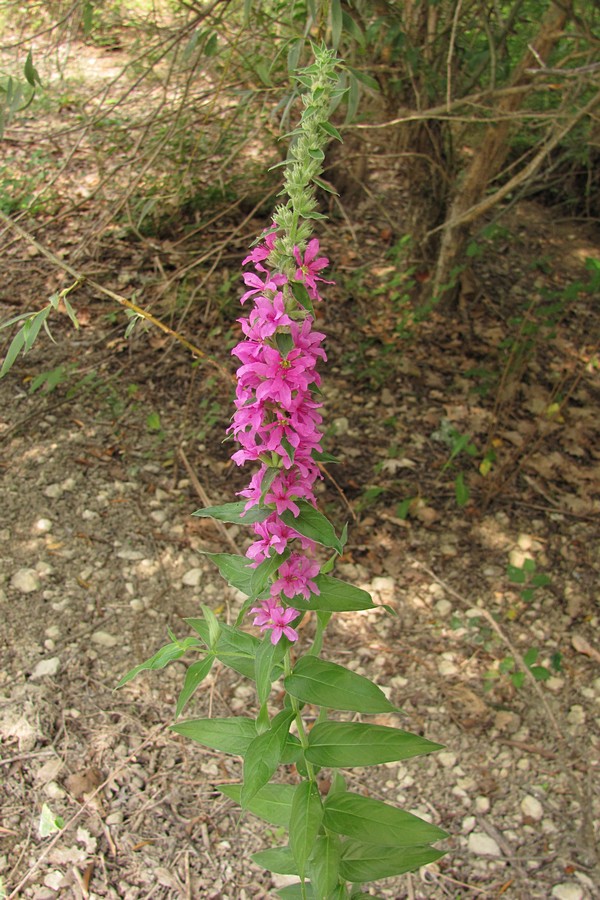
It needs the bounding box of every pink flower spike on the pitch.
[251,599,299,644]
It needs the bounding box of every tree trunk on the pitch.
[431,1,572,305]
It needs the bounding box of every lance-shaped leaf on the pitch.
[242,710,294,807]
[116,637,200,688]
[289,780,323,878]
[281,501,343,553]
[252,846,298,875]
[323,791,448,846]
[201,553,255,595]
[220,782,296,827]
[171,716,256,756]
[306,722,443,767]
[289,575,375,612]
[186,619,277,680]
[192,501,269,525]
[284,656,396,714]
[175,656,215,717]
[340,841,445,882]
[307,833,342,898]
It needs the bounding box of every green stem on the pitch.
[283,650,317,782]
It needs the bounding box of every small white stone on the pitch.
[43,483,63,499]
[517,533,533,551]
[82,509,98,520]
[332,416,349,434]
[474,796,490,814]
[44,781,66,800]
[44,639,55,651]
[435,599,453,617]
[35,518,53,533]
[438,751,457,769]
[546,676,564,692]
[551,884,584,900]
[462,815,476,833]
[130,598,145,612]
[468,832,502,857]
[31,657,60,679]
[437,659,459,677]
[182,568,203,587]
[116,549,145,560]
[566,704,586,726]
[45,625,60,640]
[106,811,123,826]
[521,795,543,821]
[11,568,40,593]
[91,631,119,648]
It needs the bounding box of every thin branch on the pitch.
[0,209,234,385]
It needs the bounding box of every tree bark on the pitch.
[431,1,572,305]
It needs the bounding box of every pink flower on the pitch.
[240,270,287,305]
[242,229,278,269]
[271,552,320,600]
[251,599,299,644]
[294,238,334,299]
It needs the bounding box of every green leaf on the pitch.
[285,656,395,714]
[290,281,315,316]
[330,0,342,48]
[281,501,343,553]
[306,722,443,767]
[192,502,269,525]
[290,575,375,612]
[346,66,379,92]
[255,635,280,707]
[175,656,214,717]
[531,573,551,588]
[202,553,255,595]
[454,472,469,507]
[324,791,447,846]
[0,326,26,378]
[252,846,298,875]
[24,50,42,87]
[39,803,64,837]
[289,780,323,878]
[340,841,445,882]
[529,665,551,682]
[308,833,342,898]
[220,782,296,827]
[506,564,526,584]
[23,306,51,353]
[319,121,343,142]
[277,884,315,899]
[523,648,538,667]
[186,619,266,680]
[242,710,294,807]
[146,411,161,432]
[171,716,256,756]
[116,638,199,688]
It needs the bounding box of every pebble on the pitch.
[106,811,123,826]
[474,796,490,813]
[91,631,119,648]
[130,598,145,612]
[11,568,41,593]
[332,416,349,434]
[546,676,564,692]
[521,794,543,821]
[116,549,145,560]
[35,518,53,533]
[567,705,585,726]
[44,781,66,800]
[435,599,452,617]
[437,658,459,677]
[468,832,502,857]
[462,815,476,833]
[438,751,457,769]
[43,483,64,499]
[182,568,203,587]
[551,884,584,900]
[31,657,61,679]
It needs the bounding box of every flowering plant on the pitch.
[119,46,447,898]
